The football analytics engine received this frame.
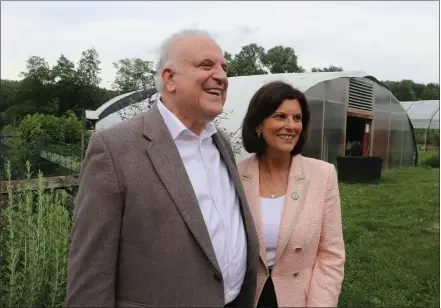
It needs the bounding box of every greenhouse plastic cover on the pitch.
[86,90,141,121]
[400,100,440,129]
[94,71,378,131]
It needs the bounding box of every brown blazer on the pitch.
[67,104,259,307]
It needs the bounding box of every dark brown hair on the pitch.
[241,81,310,156]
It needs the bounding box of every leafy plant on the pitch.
[0,161,72,307]
[4,112,86,179]
[420,152,440,168]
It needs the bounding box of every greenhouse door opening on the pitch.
[345,116,371,156]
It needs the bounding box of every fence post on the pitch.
[81,110,85,161]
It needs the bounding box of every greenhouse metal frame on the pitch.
[400,100,439,150]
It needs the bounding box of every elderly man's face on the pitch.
[167,36,229,121]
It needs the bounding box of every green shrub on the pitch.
[0,161,72,307]
[420,152,440,168]
[4,112,86,179]
[18,112,83,145]
[1,124,14,133]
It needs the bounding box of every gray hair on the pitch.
[154,29,218,93]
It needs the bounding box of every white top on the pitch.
[157,99,247,305]
[260,196,285,267]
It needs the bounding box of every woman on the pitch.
[237,81,345,307]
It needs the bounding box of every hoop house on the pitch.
[87,71,418,170]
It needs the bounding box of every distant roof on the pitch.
[400,100,440,129]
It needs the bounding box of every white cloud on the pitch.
[1,1,439,89]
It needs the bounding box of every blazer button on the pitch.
[293,272,300,277]
[213,273,222,282]
[295,247,302,253]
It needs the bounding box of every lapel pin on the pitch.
[291,192,300,200]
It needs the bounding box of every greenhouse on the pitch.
[399,100,439,130]
[84,87,155,128]
[88,71,418,170]
[400,100,439,150]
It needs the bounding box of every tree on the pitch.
[411,82,426,100]
[227,44,268,76]
[15,56,56,115]
[1,50,119,127]
[113,58,156,93]
[383,80,417,101]
[51,55,82,115]
[19,56,53,83]
[420,83,440,100]
[383,80,440,101]
[224,52,237,77]
[76,48,103,112]
[261,46,305,73]
[0,79,20,114]
[52,55,77,83]
[77,48,101,87]
[311,65,344,72]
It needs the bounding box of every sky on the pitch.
[1,1,439,89]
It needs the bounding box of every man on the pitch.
[67,29,259,307]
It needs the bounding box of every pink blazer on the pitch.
[238,154,345,307]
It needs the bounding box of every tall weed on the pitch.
[0,161,72,307]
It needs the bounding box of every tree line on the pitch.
[1,43,439,129]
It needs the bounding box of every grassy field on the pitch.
[338,167,440,307]
[0,163,438,307]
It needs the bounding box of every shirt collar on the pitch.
[156,97,217,140]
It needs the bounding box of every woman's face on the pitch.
[256,99,303,155]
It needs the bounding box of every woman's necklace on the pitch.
[259,161,289,199]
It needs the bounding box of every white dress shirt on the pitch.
[157,99,247,304]
[260,196,285,267]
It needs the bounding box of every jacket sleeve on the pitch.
[306,165,345,307]
[66,132,124,307]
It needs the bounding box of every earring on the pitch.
[257,132,261,139]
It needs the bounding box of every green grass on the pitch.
[338,167,440,307]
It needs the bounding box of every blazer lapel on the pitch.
[239,155,269,272]
[274,154,309,264]
[142,104,221,274]
[212,132,258,256]
[212,132,246,211]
